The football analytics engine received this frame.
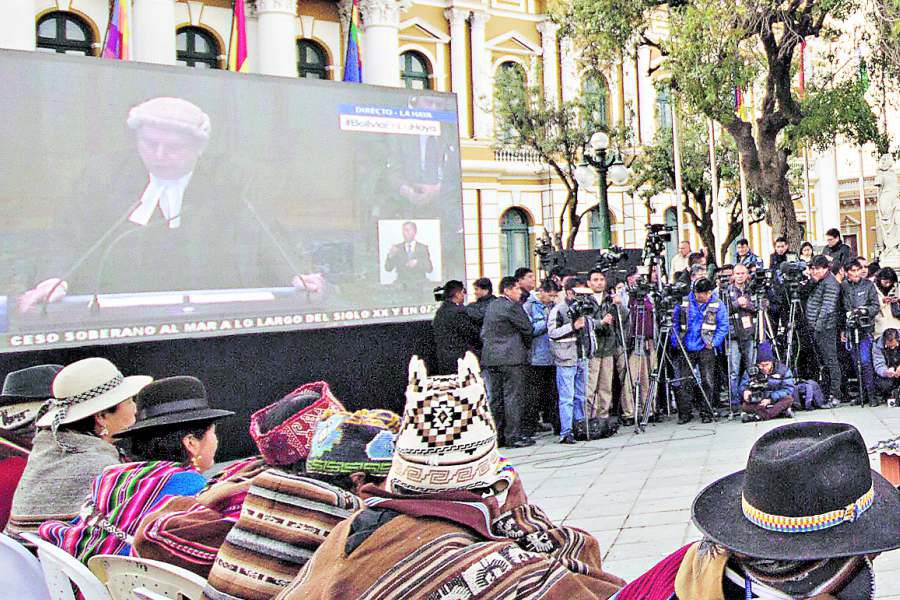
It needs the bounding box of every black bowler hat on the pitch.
[115,376,233,437]
[0,365,64,404]
[692,421,900,560]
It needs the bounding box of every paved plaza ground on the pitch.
[504,405,900,598]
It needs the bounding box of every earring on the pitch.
[191,455,202,469]
[98,425,109,437]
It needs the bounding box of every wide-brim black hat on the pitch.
[115,376,233,437]
[692,421,900,560]
[0,364,64,404]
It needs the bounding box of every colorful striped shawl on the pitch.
[39,461,199,563]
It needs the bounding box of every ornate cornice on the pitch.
[444,7,470,28]
[359,0,412,27]
[254,0,297,15]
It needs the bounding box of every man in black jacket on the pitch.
[806,255,843,403]
[840,259,880,405]
[481,276,535,448]
[432,280,480,375]
[465,277,495,330]
[823,228,852,267]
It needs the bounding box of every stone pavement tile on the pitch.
[591,529,621,555]
[635,483,701,501]
[603,556,662,583]
[623,509,691,528]
[604,540,673,563]
[614,523,685,546]
[563,514,627,533]
[568,498,634,520]
[631,496,696,515]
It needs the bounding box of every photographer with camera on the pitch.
[806,255,842,404]
[738,342,795,422]
[548,279,596,444]
[671,277,728,424]
[873,328,900,406]
[874,267,900,337]
[769,237,790,269]
[840,258,879,406]
[432,280,481,374]
[823,228,852,267]
[586,269,631,421]
[725,264,757,407]
[626,275,656,420]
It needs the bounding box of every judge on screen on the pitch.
[18,97,323,313]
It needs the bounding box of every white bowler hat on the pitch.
[36,358,152,429]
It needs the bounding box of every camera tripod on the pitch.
[780,292,805,374]
[646,309,717,424]
[846,323,871,407]
[630,298,656,433]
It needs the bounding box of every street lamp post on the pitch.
[574,131,630,249]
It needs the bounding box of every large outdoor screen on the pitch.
[0,51,465,352]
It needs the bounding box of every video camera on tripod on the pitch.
[567,289,597,321]
[595,246,627,273]
[749,268,776,295]
[644,223,675,257]
[778,258,808,297]
[846,306,874,331]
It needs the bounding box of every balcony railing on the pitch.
[493,148,542,163]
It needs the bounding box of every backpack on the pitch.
[792,379,826,410]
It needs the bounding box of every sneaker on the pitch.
[677,415,693,425]
[741,412,754,423]
[784,408,794,418]
[559,434,576,444]
[700,415,713,424]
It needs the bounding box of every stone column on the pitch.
[537,20,559,106]
[469,11,491,139]
[359,0,410,87]
[1,0,35,51]
[444,7,470,137]
[560,36,578,104]
[256,0,298,77]
[133,0,176,65]
[337,0,352,77]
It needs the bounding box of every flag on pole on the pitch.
[798,39,806,96]
[102,0,132,60]
[227,0,248,72]
[343,0,363,82]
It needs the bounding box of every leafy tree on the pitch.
[493,67,624,248]
[630,110,766,265]
[560,0,889,248]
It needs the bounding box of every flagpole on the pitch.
[671,100,686,248]
[101,0,115,57]
[708,118,721,263]
[227,0,236,70]
[803,145,812,239]
[858,146,869,256]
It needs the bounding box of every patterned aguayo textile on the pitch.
[39,461,200,563]
[274,485,624,600]
[202,468,361,600]
[133,457,266,576]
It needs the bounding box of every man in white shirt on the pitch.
[670,241,691,279]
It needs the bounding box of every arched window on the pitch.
[298,39,328,79]
[400,51,431,90]
[176,27,220,69]
[500,208,532,276]
[589,208,603,248]
[498,60,527,88]
[656,88,673,133]
[582,75,610,128]
[36,12,95,55]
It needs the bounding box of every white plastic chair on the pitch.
[88,555,206,600]
[0,532,52,599]
[19,532,111,600]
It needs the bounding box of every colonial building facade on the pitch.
[1,0,885,285]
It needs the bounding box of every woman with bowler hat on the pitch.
[8,358,151,538]
[613,422,900,599]
[38,376,232,563]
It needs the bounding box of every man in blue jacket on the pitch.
[671,277,728,424]
[738,341,795,422]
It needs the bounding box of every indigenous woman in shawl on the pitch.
[38,376,233,563]
[8,358,150,538]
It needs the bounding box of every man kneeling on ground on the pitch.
[276,353,624,600]
[739,342,795,422]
